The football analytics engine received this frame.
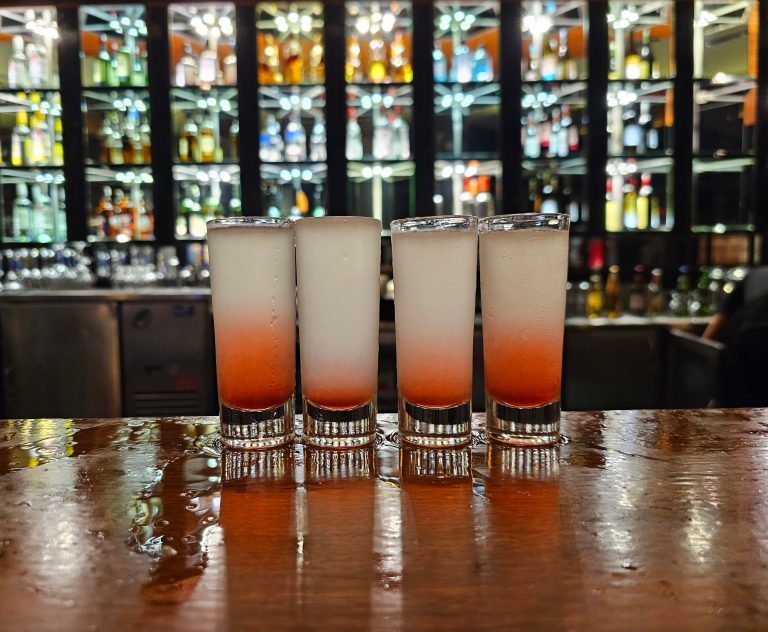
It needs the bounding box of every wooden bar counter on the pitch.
[1,410,767,630]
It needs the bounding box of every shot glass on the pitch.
[295,216,381,448]
[390,216,478,446]
[479,213,570,445]
[207,217,296,449]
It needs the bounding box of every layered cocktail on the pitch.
[295,216,381,447]
[207,217,296,448]
[479,213,570,445]
[391,216,478,446]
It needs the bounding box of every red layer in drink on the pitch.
[216,325,295,410]
[484,334,562,407]
[398,347,472,408]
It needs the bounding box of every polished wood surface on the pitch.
[1,410,767,631]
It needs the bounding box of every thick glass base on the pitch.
[400,445,471,481]
[398,398,472,447]
[220,399,295,450]
[302,399,377,448]
[485,396,560,446]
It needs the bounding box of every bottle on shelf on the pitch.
[11,183,32,240]
[97,185,115,238]
[11,107,31,167]
[557,28,578,80]
[309,116,327,162]
[368,31,389,83]
[29,108,51,166]
[639,29,656,80]
[372,107,391,160]
[523,111,540,159]
[311,184,325,217]
[131,45,146,86]
[229,119,239,161]
[636,172,652,230]
[175,42,197,87]
[646,268,664,315]
[451,43,472,83]
[108,41,121,87]
[390,106,410,160]
[229,182,242,217]
[669,266,691,316]
[199,110,217,162]
[26,41,46,88]
[140,114,152,163]
[283,32,303,84]
[116,39,132,87]
[586,269,605,318]
[291,179,309,217]
[179,114,198,163]
[604,265,621,318]
[623,175,638,230]
[433,44,448,83]
[622,106,645,154]
[345,34,363,83]
[284,110,307,162]
[309,33,325,83]
[473,44,493,82]
[390,29,412,83]
[30,183,54,242]
[605,178,622,232]
[94,35,111,87]
[628,264,647,315]
[197,39,218,89]
[8,36,30,89]
[624,32,642,80]
[540,36,558,81]
[260,113,284,162]
[259,34,283,85]
[222,49,237,85]
[346,107,364,160]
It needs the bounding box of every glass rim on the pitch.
[293,216,381,227]
[206,216,294,230]
[478,213,570,232]
[390,215,478,233]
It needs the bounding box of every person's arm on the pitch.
[703,280,745,341]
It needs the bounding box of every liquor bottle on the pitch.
[563,105,580,153]
[26,42,43,87]
[222,50,237,85]
[29,110,50,166]
[605,178,622,232]
[203,181,223,221]
[390,29,413,83]
[473,44,493,81]
[628,265,647,315]
[284,110,307,162]
[541,172,559,213]
[526,38,540,81]
[549,108,562,158]
[368,31,389,83]
[199,111,216,162]
[12,183,32,240]
[229,119,239,160]
[311,184,325,217]
[641,102,659,151]
[121,109,137,165]
[639,29,655,80]
[262,113,284,162]
[523,112,540,159]
[94,35,111,86]
[229,183,242,217]
[31,183,54,242]
[623,176,638,230]
[346,108,364,160]
[636,172,652,230]
[11,108,30,166]
[451,43,472,83]
[528,176,542,212]
[52,116,64,165]
[309,33,325,83]
[605,265,621,318]
[309,116,327,162]
[646,268,664,315]
[586,270,604,318]
[140,114,152,163]
[608,38,618,80]
[292,180,309,216]
[624,33,641,80]
[266,184,282,217]
[540,36,558,81]
[539,111,551,156]
[650,186,662,229]
[131,45,145,86]
[179,115,197,163]
[98,185,115,238]
[135,191,153,240]
[8,36,29,89]
[198,40,218,89]
[391,107,410,160]
[283,33,303,84]
[623,107,644,154]
[175,42,197,87]
[117,40,132,87]
[433,44,448,83]
[372,108,390,160]
[345,35,362,83]
[669,266,690,316]
[108,41,120,87]
[108,120,124,164]
[557,28,578,80]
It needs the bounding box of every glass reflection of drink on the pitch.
[391,216,478,447]
[479,213,570,445]
[295,216,381,448]
[207,217,296,449]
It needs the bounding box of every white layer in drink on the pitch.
[295,216,381,409]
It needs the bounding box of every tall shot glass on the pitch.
[295,216,381,448]
[479,213,570,445]
[207,217,296,449]
[390,216,478,446]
